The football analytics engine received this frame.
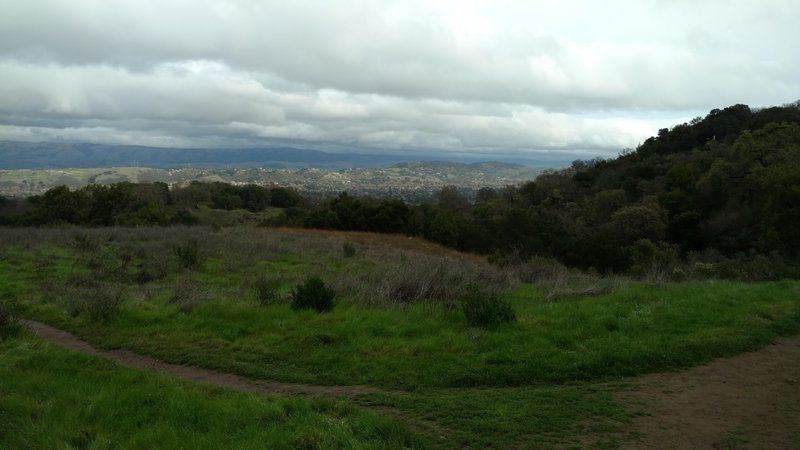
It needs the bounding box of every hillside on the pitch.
[2,101,799,277]
[2,226,799,448]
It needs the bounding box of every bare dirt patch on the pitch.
[620,336,800,450]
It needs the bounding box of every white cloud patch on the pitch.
[0,0,798,157]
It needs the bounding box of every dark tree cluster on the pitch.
[1,181,302,227]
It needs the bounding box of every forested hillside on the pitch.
[454,103,800,270]
[301,102,800,276]
[2,102,799,278]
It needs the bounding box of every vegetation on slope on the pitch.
[2,101,799,448]
[2,227,798,390]
[1,224,798,448]
[2,102,799,278]
[0,326,422,449]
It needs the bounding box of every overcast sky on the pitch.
[1,0,798,159]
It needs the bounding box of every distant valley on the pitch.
[0,162,543,201]
[0,140,550,200]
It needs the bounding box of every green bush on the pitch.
[254,275,280,306]
[133,257,169,284]
[342,242,357,258]
[0,302,14,329]
[85,285,122,321]
[0,301,20,339]
[291,277,335,312]
[174,240,203,269]
[462,286,515,327]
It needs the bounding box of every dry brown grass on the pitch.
[508,256,625,301]
[0,226,623,309]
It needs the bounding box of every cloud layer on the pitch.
[1,0,798,157]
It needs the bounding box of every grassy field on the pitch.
[1,226,799,448]
[0,325,421,449]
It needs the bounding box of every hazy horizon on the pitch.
[1,1,798,160]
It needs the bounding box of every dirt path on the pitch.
[21,319,383,400]
[22,319,800,449]
[620,336,800,450]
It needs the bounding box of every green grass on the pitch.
[0,323,639,450]
[357,383,639,449]
[2,226,800,448]
[0,326,424,450]
[2,239,799,390]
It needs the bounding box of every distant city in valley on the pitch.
[0,141,550,201]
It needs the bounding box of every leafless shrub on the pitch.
[59,274,123,320]
[333,253,510,307]
[133,256,170,283]
[169,276,210,312]
[253,274,283,306]
[510,256,624,301]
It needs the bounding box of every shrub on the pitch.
[254,275,281,306]
[0,301,14,329]
[62,274,122,320]
[510,256,621,301]
[174,240,203,269]
[169,276,209,312]
[462,286,515,327]
[0,301,20,339]
[628,238,680,281]
[72,232,98,252]
[332,253,509,307]
[85,285,122,321]
[291,277,335,312]
[342,241,357,258]
[133,257,169,284]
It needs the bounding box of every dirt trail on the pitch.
[21,319,383,400]
[21,319,800,449]
[620,336,800,450]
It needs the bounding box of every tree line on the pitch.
[2,101,799,277]
[0,182,302,227]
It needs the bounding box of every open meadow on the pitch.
[1,226,799,448]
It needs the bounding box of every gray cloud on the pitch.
[1,0,798,157]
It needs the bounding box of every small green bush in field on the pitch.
[174,240,203,269]
[291,277,335,312]
[462,286,515,327]
[254,275,280,306]
[0,302,14,330]
[342,242,357,258]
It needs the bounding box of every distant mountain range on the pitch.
[0,140,571,170]
[0,141,415,169]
